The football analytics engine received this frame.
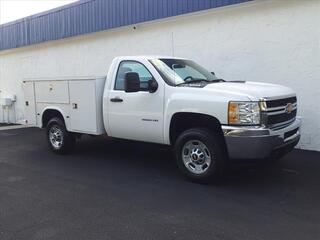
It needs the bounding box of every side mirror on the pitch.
[211,71,215,76]
[124,72,140,93]
[148,79,158,93]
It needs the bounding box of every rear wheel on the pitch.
[174,128,226,183]
[46,117,75,154]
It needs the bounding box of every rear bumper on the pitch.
[222,118,301,160]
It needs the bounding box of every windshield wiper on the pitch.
[176,78,224,86]
[176,79,210,86]
[211,79,226,82]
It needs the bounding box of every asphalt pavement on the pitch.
[0,127,319,240]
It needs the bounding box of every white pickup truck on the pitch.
[23,56,301,182]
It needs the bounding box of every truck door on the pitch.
[69,80,98,134]
[23,81,37,126]
[108,60,164,144]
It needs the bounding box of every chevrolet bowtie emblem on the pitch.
[285,103,293,114]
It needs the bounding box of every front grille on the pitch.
[267,109,297,125]
[263,96,297,127]
[266,96,297,108]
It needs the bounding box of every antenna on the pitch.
[171,32,175,57]
[171,31,177,85]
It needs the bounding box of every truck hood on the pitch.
[204,81,295,101]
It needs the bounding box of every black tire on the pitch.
[46,117,75,154]
[174,128,227,183]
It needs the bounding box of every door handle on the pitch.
[110,97,123,103]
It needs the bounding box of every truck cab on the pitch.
[23,56,301,183]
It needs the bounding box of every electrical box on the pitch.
[0,98,13,106]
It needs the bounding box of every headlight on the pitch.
[228,101,261,125]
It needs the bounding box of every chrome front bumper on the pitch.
[222,118,301,160]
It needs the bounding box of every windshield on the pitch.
[150,58,218,86]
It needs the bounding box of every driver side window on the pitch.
[115,61,153,91]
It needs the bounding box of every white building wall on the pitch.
[0,0,319,151]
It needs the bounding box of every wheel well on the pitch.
[169,112,225,146]
[42,109,65,128]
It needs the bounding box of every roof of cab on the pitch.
[115,55,187,61]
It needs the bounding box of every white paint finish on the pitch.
[94,77,107,135]
[24,55,270,145]
[163,84,243,145]
[36,103,70,129]
[25,77,106,135]
[68,77,106,135]
[22,82,36,125]
[106,57,165,143]
[69,80,97,133]
[0,0,319,150]
[35,81,69,104]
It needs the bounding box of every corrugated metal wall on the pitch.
[0,0,251,51]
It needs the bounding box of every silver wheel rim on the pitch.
[49,126,64,149]
[182,140,212,175]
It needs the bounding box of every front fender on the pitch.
[163,92,228,145]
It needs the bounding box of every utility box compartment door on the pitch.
[23,82,37,125]
[69,80,97,134]
[35,81,69,104]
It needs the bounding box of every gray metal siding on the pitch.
[0,0,251,51]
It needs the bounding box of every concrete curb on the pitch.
[0,125,34,131]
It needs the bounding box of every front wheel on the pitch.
[46,117,75,154]
[174,128,227,183]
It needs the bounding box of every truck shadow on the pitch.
[72,135,315,188]
[74,135,177,174]
[3,128,319,207]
